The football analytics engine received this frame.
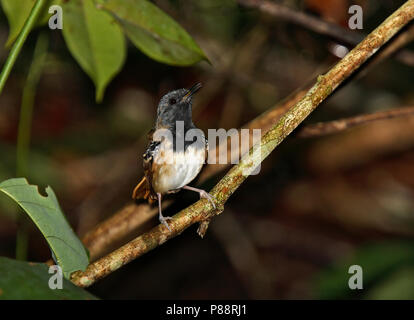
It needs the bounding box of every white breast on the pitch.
[152,139,206,194]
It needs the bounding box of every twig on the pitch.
[307,112,414,172]
[70,0,414,287]
[237,0,414,66]
[298,106,414,138]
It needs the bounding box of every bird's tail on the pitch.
[132,176,154,203]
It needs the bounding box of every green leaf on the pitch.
[0,178,89,279]
[0,0,59,47]
[101,0,208,66]
[0,257,97,300]
[62,0,126,102]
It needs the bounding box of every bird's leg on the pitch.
[157,192,172,231]
[182,186,216,209]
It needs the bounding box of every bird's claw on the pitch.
[199,190,216,209]
[159,216,172,232]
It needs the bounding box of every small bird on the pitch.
[132,83,215,231]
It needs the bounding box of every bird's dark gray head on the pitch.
[156,83,202,130]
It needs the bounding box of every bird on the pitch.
[132,83,216,231]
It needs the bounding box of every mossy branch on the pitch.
[70,0,414,287]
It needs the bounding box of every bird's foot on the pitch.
[159,215,172,231]
[157,192,172,231]
[199,190,216,209]
[182,185,217,209]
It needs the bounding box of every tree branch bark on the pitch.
[70,0,414,287]
[298,105,414,138]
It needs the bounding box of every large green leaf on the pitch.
[62,0,126,102]
[0,0,59,47]
[101,0,208,66]
[0,257,96,300]
[0,178,89,279]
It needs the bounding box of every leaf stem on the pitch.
[16,32,49,178]
[15,32,49,261]
[0,0,46,96]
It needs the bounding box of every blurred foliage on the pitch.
[0,143,62,188]
[0,257,96,299]
[180,0,241,41]
[366,267,414,299]
[315,241,414,299]
[0,178,88,278]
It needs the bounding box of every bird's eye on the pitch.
[169,98,176,105]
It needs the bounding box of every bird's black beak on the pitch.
[182,82,202,102]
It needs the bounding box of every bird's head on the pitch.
[156,83,202,129]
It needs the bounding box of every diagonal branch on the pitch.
[70,0,414,287]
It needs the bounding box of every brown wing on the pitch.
[132,129,158,203]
